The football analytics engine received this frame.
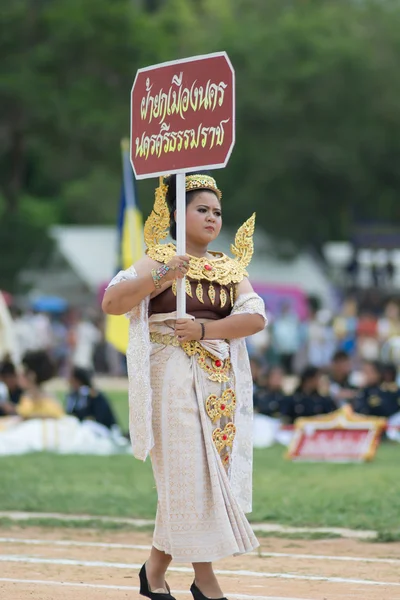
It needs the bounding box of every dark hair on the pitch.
[297,366,320,392]
[382,363,397,383]
[165,172,220,240]
[332,350,350,362]
[364,360,382,372]
[0,361,17,376]
[71,366,93,388]
[22,351,55,385]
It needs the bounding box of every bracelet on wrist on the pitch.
[151,264,170,289]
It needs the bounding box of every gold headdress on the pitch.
[144,174,222,249]
[144,174,255,278]
[185,174,222,199]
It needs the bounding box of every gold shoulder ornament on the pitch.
[144,175,256,288]
[143,177,170,248]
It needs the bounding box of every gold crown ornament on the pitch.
[144,174,256,291]
[185,174,222,199]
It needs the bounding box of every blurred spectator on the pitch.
[332,298,358,355]
[69,311,101,372]
[17,351,64,420]
[377,300,400,344]
[0,380,17,417]
[0,361,24,405]
[305,309,335,369]
[386,258,395,287]
[254,366,286,419]
[381,363,398,385]
[357,310,379,361]
[345,251,359,287]
[272,301,301,374]
[50,314,69,376]
[353,360,400,418]
[283,366,336,424]
[65,367,118,430]
[249,356,265,393]
[328,351,357,406]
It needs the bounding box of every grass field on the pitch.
[1,391,399,535]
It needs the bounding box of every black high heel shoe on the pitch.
[190,581,228,600]
[139,563,176,600]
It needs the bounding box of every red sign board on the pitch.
[286,406,386,462]
[130,52,235,179]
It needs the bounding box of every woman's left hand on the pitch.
[175,318,202,342]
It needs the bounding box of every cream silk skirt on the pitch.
[148,315,259,563]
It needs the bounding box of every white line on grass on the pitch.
[0,511,377,539]
[0,578,308,600]
[1,537,399,566]
[0,555,398,587]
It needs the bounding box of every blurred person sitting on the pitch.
[282,366,336,424]
[353,360,400,418]
[65,367,118,430]
[254,366,286,419]
[328,351,357,407]
[0,360,24,405]
[17,351,64,420]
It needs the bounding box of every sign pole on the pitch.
[176,172,186,318]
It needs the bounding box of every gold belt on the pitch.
[150,332,180,347]
[150,331,231,383]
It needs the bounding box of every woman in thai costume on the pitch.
[102,173,267,600]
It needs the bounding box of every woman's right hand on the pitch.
[163,255,191,282]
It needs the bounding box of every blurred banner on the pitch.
[105,140,143,355]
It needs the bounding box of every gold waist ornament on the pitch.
[149,332,231,383]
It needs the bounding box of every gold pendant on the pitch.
[206,389,236,423]
[196,282,204,303]
[185,278,193,298]
[212,422,236,453]
[220,288,227,308]
[172,281,177,296]
[230,285,235,306]
[208,282,215,305]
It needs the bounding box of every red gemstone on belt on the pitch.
[215,359,222,368]
[220,404,226,410]
[222,435,228,441]
[204,264,212,271]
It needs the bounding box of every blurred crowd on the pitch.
[2,295,400,432]
[0,351,120,433]
[248,296,400,426]
[0,306,125,377]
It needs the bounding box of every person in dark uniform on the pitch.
[283,366,336,424]
[0,360,24,405]
[354,361,400,418]
[65,367,118,430]
[254,366,286,419]
[382,363,398,385]
[328,350,357,407]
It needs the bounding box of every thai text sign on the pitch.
[286,406,386,462]
[130,52,235,179]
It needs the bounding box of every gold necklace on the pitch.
[147,243,248,285]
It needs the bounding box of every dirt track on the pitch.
[1,526,400,600]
